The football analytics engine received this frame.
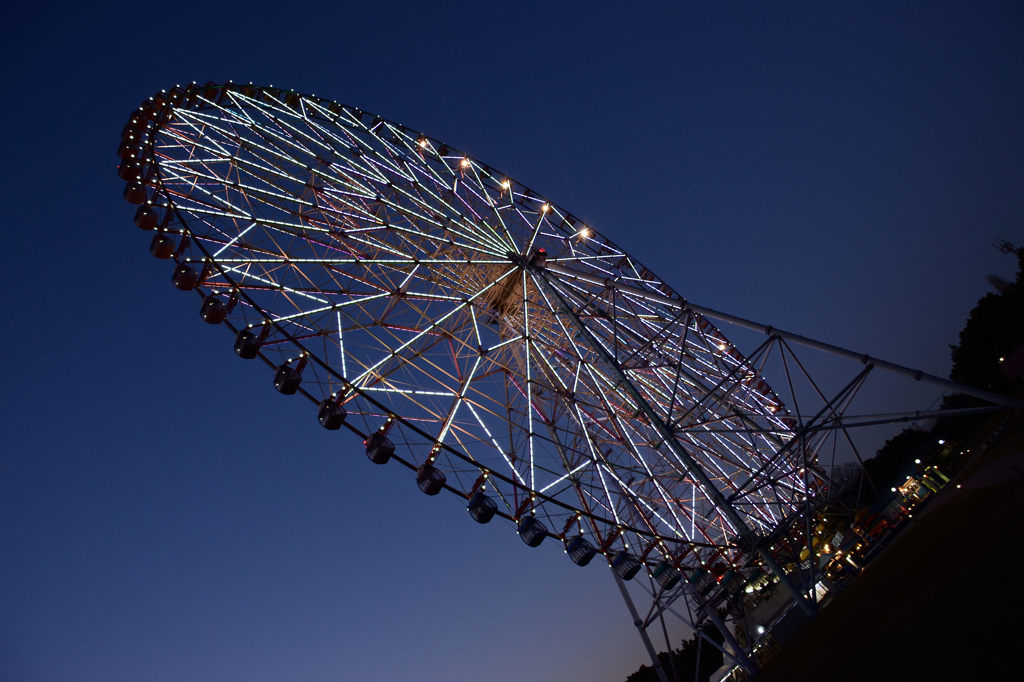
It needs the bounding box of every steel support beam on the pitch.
[545,262,1021,408]
[613,570,672,682]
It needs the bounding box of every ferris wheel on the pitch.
[118,81,813,585]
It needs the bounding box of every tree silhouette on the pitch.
[940,245,1024,437]
[625,623,725,682]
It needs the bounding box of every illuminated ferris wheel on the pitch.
[118,81,815,589]
[121,84,1019,679]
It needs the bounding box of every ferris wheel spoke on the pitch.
[344,294,480,391]
[611,422,695,540]
[425,355,485,455]
[261,103,348,161]
[165,147,316,211]
[458,169,520,248]
[371,122,422,162]
[159,166,255,220]
[240,108,320,163]
[362,180,510,257]
[458,171,517,242]
[238,121,365,196]
[403,183,511,256]
[363,128,424,184]
[463,400,528,488]
[593,449,684,545]
[175,112,309,187]
[584,410,681,541]
[164,110,240,162]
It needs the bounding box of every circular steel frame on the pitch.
[119,82,814,580]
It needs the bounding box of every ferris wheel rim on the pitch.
[122,81,809,577]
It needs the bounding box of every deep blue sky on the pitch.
[3,2,1022,681]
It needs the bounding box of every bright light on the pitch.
[417,137,428,148]
[541,203,550,213]
[938,439,946,445]
[956,484,962,489]
[890,487,897,493]
[756,625,765,635]
[717,342,727,351]
[914,458,921,464]
[579,226,592,238]
[999,356,1005,362]
[501,179,510,190]
[459,157,470,169]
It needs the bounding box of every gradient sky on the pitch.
[3,2,1022,681]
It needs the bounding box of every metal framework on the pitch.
[118,82,1018,680]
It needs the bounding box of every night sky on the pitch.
[3,2,1022,681]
